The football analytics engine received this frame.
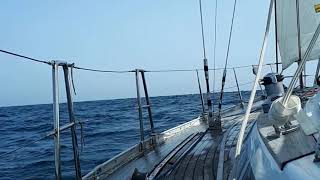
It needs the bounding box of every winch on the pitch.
[261,73,285,113]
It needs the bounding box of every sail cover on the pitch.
[276,0,320,69]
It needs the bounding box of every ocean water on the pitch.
[0,92,254,179]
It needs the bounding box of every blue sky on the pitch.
[0,0,298,106]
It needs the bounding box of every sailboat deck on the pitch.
[152,112,260,180]
[156,130,222,180]
[83,101,264,180]
[257,113,317,169]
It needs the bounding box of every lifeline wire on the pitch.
[0,48,280,73]
[0,49,51,65]
[73,66,132,73]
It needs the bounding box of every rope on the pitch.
[0,49,51,65]
[70,64,77,95]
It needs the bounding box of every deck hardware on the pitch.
[261,73,285,113]
[135,69,155,150]
[281,123,299,135]
[272,122,300,136]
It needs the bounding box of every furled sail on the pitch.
[276,0,320,69]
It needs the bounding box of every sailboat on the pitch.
[1,0,320,179]
[82,0,320,179]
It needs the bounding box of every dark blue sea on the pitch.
[0,92,255,179]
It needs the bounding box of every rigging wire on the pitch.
[199,0,207,59]
[217,0,238,117]
[212,0,218,109]
[223,0,237,70]
[199,0,214,115]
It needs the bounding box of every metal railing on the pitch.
[134,69,155,150]
[51,61,82,180]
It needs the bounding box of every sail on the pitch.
[276,0,320,69]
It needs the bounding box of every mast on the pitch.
[296,0,304,89]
